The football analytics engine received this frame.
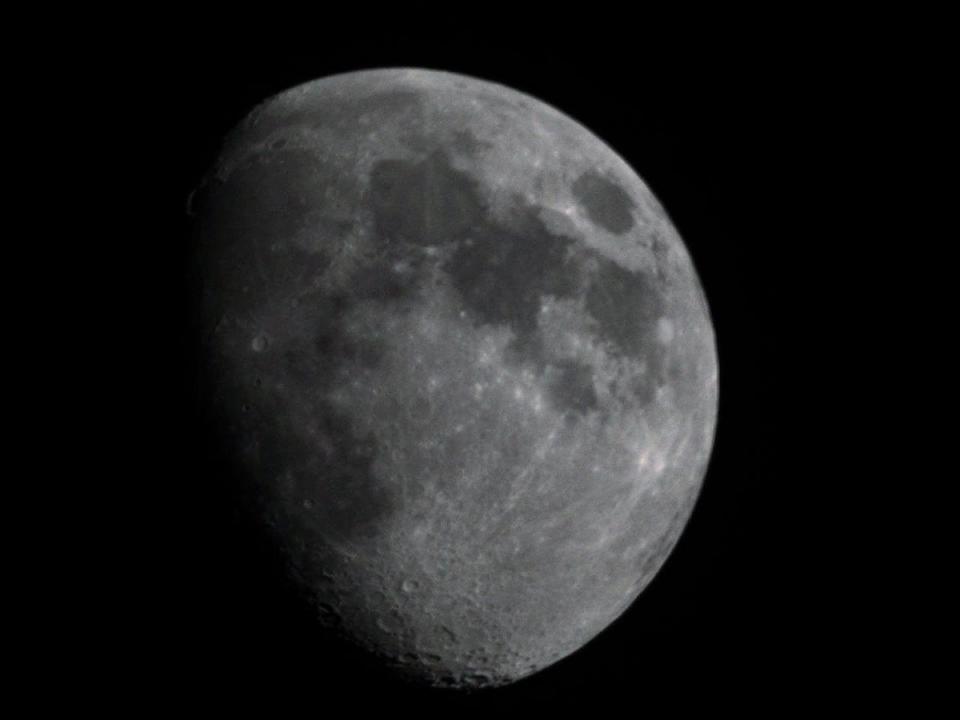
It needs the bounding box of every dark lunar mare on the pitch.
[191,150,402,546]
[571,170,637,235]
[366,150,670,420]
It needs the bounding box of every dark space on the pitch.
[100,16,863,711]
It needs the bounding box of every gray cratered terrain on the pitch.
[192,68,718,688]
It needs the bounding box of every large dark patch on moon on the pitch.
[192,69,718,690]
[367,148,598,419]
[369,152,485,247]
[572,170,636,234]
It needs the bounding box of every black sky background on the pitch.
[96,15,882,710]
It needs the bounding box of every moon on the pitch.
[192,68,718,688]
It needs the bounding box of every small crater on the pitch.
[251,334,269,352]
[376,617,397,633]
[464,672,493,686]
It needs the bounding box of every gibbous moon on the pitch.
[192,68,718,688]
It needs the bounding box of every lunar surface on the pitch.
[192,68,718,688]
